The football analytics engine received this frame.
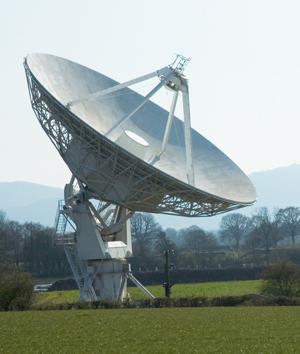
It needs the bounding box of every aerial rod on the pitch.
[170,54,191,74]
[163,249,175,298]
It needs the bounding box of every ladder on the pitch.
[64,244,97,301]
[54,200,97,301]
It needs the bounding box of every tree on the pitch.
[275,207,300,245]
[164,228,179,245]
[0,210,5,223]
[0,266,33,311]
[5,221,23,267]
[154,230,177,256]
[130,213,161,270]
[0,212,8,262]
[22,222,69,277]
[131,213,160,246]
[153,230,177,270]
[220,213,250,252]
[261,262,300,297]
[251,207,279,265]
[0,216,23,266]
[182,226,218,269]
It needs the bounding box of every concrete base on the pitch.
[87,259,128,301]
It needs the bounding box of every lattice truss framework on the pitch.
[25,62,247,217]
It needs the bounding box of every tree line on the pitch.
[130,206,300,271]
[0,206,299,277]
[0,211,69,277]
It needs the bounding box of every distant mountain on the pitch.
[250,164,300,209]
[0,182,63,226]
[0,164,299,229]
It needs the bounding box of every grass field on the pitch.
[0,307,299,353]
[34,280,262,307]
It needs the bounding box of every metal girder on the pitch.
[162,90,179,153]
[105,74,171,138]
[149,90,179,165]
[67,66,171,108]
[54,182,157,302]
[182,84,195,186]
[127,271,156,299]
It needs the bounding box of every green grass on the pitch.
[128,279,261,299]
[0,307,299,353]
[33,280,262,307]
[34,289,79,307]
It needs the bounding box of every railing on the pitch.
[54,200,75,245]
[53,199,97,301]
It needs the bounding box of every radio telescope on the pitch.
[24,53,256,301]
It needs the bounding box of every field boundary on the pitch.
[31,294,300,311]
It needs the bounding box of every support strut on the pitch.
[55,177,155,302]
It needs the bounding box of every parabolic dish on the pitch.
[24,53,256,217]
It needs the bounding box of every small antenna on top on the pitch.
[171,54,191,74]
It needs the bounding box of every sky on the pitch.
[1,0,300,188]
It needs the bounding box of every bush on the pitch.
[261,262,300,297]
[0,266,33,311]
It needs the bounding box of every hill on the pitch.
[0,181,62,226]
[0,164,299,229]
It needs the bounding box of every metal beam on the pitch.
[182,85,195,186]
[67,66,171,108]
[105,75,171,138]
[88,200,108,228]
[149,90,178,165]
[161,90,179,154]
[127,272,156,299]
